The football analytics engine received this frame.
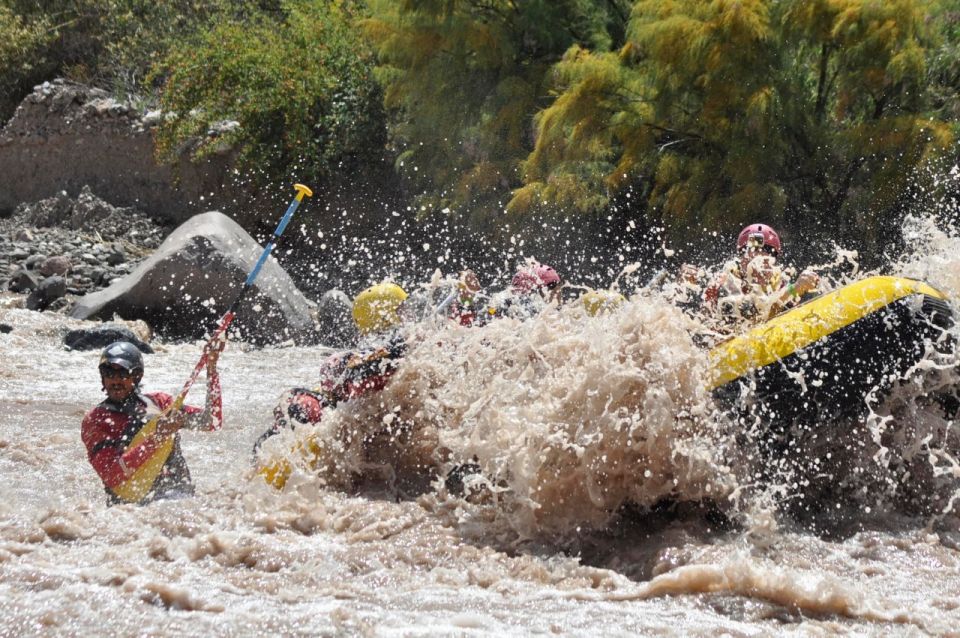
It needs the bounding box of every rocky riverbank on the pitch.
[0,186,356,348]
[0,186,169,312]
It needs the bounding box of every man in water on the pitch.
[81,340,223,504]
[704,223,819,325]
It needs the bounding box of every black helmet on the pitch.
[99,341,144,372]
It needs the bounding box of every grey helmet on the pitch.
[99,341,144,372]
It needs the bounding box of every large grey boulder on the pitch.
[314,289,357,348]
[63,323,154,353]
[70,211,318,344]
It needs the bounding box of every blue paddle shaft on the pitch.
[244,196,304,287]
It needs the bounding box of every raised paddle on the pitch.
[111,183,313,503]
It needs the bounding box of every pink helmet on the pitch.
[535,264,561,288]
[737,223,781,255]
[511,264,561,294]
[511,270,538,294]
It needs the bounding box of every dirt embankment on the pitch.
[0,79,235,224]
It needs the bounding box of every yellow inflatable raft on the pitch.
[257,276,954,489]
[708,275,953,422]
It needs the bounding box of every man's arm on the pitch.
[183,349,223,431]
[765,270,820,318]
[82,411,166,488]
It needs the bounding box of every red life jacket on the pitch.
[253,333,409,454]
[81,392,204,504]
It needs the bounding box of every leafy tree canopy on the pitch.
[363,0,632,228]
[514,0,955,254]
[0,0,254,120]
[151,0,385,191]
[368,0,958,257]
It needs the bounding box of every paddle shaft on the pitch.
[158,184,314,420]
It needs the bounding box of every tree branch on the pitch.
[815,43,831,122]
[827,155,867,218]
[605,0,630,27]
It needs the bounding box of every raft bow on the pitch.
[709,276,954,423]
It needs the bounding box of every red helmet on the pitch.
[511,264,561,294]
[737,223,781,255]
[510,270,538,294]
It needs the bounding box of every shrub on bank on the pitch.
[0,0,252,121]
[150,0,385,190]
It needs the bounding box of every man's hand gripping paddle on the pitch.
[111,184,313,503]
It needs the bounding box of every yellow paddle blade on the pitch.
[257,432,325,490]
[109,398,186,503]
[258,458,292,489]
[111,431,175,503]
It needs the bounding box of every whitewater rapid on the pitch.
[3,216,960,635]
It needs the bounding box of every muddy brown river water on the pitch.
[3,225,960,636]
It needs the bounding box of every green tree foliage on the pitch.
[151,0,385,189]
[363,0,632,227]
[513,0,954,253]
[0,4,49,118]
[0,0,246,121]
[926,0,960,124]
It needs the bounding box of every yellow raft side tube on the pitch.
[708,276,948,391]
[257,433,325,490]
